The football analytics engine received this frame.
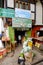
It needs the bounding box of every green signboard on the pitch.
[12,17,32,28]
[0,8,14,18]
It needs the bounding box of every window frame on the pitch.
[0,0,4,8]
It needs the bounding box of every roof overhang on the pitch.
[15,0,38,3]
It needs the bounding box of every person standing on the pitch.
[18,35,21,45]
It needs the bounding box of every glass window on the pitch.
[25,4,28,10]
[22,4,25,9]
[30,4,35,11]
[31,13,35,20]
[20,3,22,9]
[0,0,1,7]
[0,0,4,8]
[7,0,14,8]
[15,3,18,8]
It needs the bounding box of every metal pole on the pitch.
[42,4,43,24]
[4,0,7,24]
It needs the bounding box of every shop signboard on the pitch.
[0,8,14,18]
[15,8,31,19]
[12,17,32,28]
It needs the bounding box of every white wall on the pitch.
[35,0,42,25]
[30,4,35,20]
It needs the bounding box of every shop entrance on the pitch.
[15,29,26,45]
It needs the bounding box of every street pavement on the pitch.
[0,45,43,65]
[32,46,43,65]
[0,45,22,65]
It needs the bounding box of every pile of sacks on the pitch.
[21,38,33,63]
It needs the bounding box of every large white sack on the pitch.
[21,46,31,53]
[0,40,4,48]
[0,18,4,34]
[23,38,32,48]
[23,46,31,53]
[23,39,29,48]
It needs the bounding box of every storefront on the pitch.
[12,17,32,45]
[12,8,32,45]
[32,25,43,38]
[14,28,32,45]
[32,25,43,49]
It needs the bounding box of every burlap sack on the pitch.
[24,51,32,63]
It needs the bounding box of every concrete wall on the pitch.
[35,0,42,25]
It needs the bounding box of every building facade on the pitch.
[0,0,38,25]
[32,0,43,38]
[0,0,43,38]
[0,0,33,43]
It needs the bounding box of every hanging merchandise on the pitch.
[9,26,14,43]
